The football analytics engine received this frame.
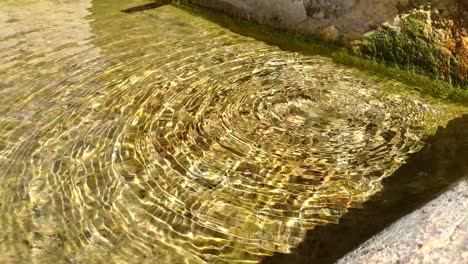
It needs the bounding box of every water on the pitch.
[0,0,463,263]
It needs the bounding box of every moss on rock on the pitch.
[352,9,467,88]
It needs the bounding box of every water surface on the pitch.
[0,0,463,263]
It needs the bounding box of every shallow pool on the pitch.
[0,1,463,263]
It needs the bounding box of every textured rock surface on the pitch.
[351,7,467,86]
[337,178,468,264]
[189,0,406,40]
[188,0,466,39]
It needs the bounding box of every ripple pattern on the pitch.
[0,1,455,263]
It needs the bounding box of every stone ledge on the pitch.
[337,178,468,264]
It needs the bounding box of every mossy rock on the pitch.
[353,11,467,88]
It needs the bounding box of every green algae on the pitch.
[354,14,466,88]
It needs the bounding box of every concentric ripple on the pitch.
[0,0,460,263]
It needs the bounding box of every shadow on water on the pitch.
[152,4,468,262]
[262,115,468,263]
[116,4,468,262]
[162,5,468,262]
[173,3,338,57]
[122,0,171,13]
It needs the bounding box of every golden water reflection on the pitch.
[0,0,462,263]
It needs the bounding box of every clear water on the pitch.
[0,0,463,263]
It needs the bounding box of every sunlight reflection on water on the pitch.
[0,0,461,263]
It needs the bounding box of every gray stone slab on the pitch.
[338,178,468,264]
